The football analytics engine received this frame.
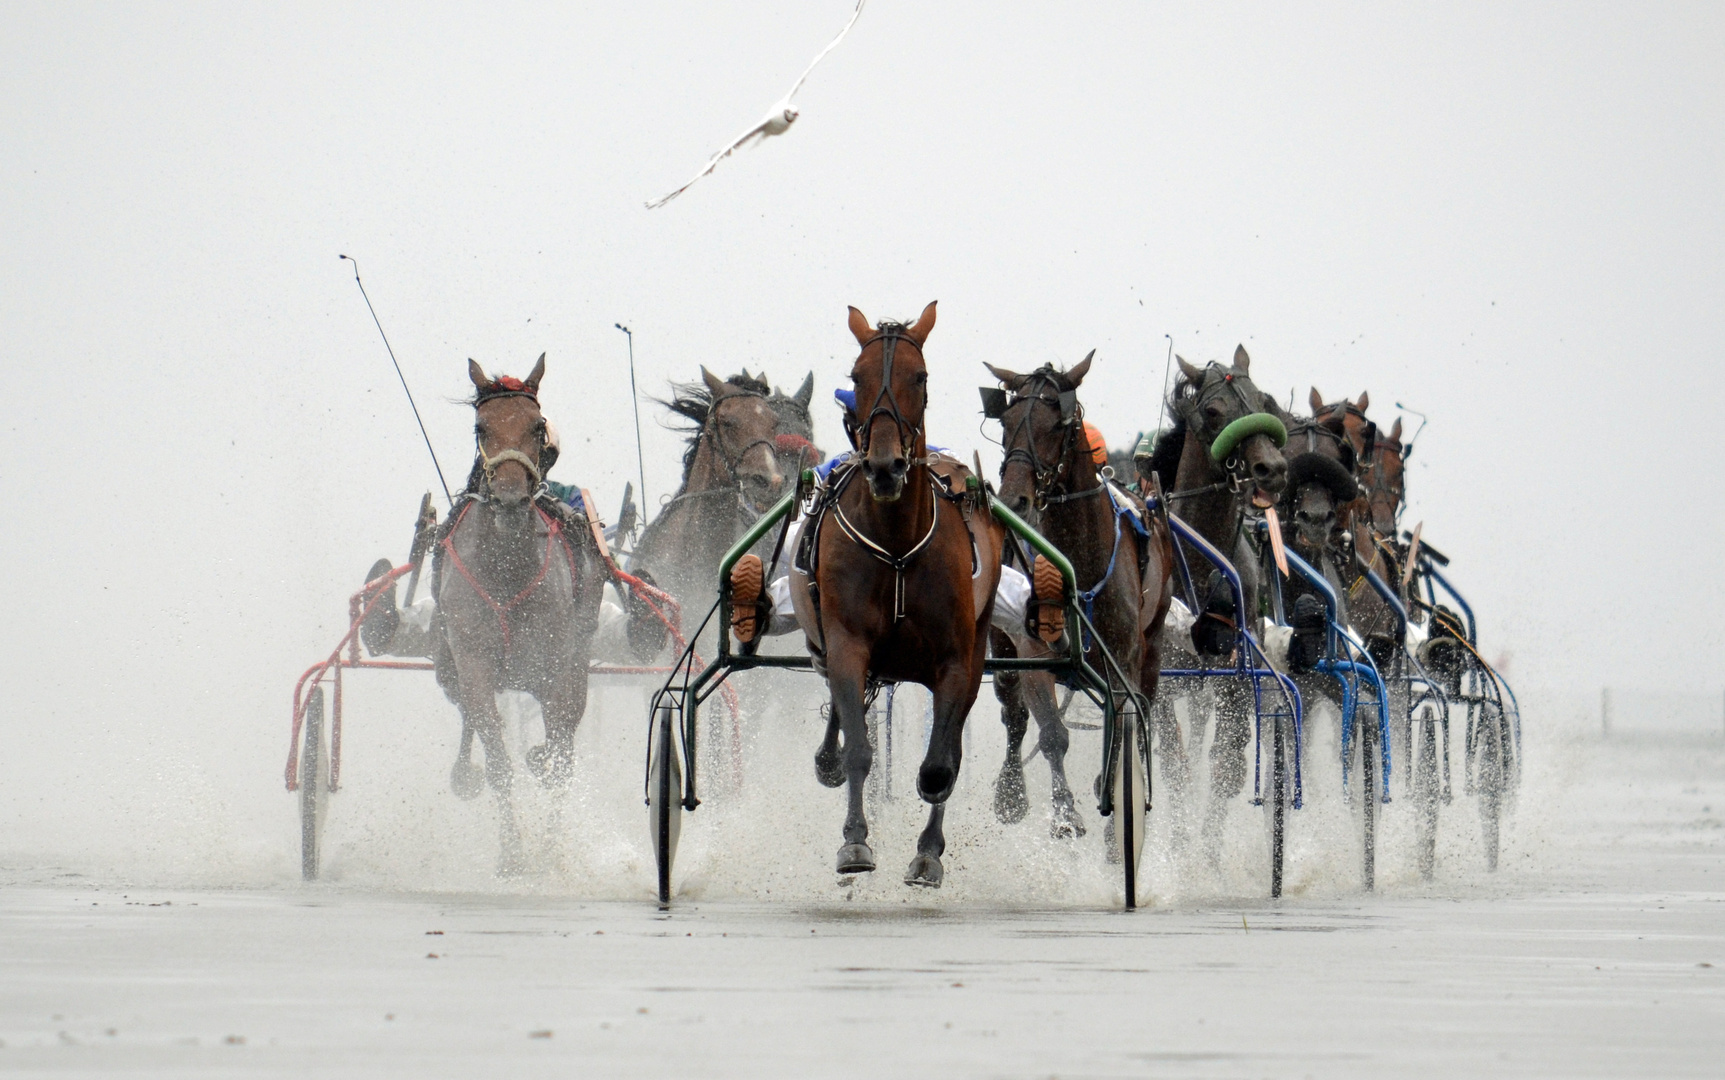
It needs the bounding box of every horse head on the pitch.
[983,351,1095,517]
[1316,388,1406,545]
[1281,396,1359,558]
[469,354,549,525]
[847,301,936,502]
[698,368,785,507]
[1173,345,1289,504]
[1362,414,1406,541]
[765,370,820,482]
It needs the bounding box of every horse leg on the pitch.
[990,631,1030,824]
[1023,670,1083,839]
[456,681,524,874]
[825,643,875,873]
[905,803,946,887]
[909,661,978,884]
[450,718,483,800]
[528,664,587,789]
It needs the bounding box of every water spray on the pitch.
[339,255,453,507]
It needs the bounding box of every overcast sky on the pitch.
[2,2,1721,844]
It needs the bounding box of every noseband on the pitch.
[854,325,925,456]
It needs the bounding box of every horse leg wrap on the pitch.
[1031,555,1066,644]
[729,554,765,645]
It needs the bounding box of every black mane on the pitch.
[657,371,771,481]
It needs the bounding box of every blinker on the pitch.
[979,386,1008,419]
[1057,390,1078,425]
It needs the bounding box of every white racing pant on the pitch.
[757,565,1032,638]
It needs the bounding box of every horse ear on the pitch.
[906,300,937,345]
[1176,354,1204,383]
[468,359,491,390]
[793,372,814,408]
[1389,416,1403,442]
[701,366,732,396]
[525,352,546,391]
[847,306,873,345]
[1309,387,1325,414]
[1065,350,1094,387]
[1233,344,1251,372]
[1357,390,1370,413]
[983,361,1026,389]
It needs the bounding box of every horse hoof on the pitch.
[993,767,1029,825]
[814,747,845,789]
[1051,806,1087,840]
[836,843,876,874]
[525,744,571,787]
[904,853,944,888]
[917,763,956,804]
[450,760,484,801]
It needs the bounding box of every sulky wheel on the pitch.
[1111,700,1147,909]
[299,686,328,881]
[1475,700,1507,871]
[1412,698,1442,881]
[648,700,683,907]
[1266,704,1288,900]
[1358,698,1378,892]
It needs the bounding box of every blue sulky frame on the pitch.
[643,474,1155,910]
[1161,513,1305,899]
[1410,552,1522,870]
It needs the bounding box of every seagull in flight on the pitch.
[646,0,866,209]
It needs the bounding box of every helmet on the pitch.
[1083,421,1107,466]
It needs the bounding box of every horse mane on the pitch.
[1148,411,1187,492]
[657,371,771,481]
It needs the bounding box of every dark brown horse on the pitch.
[789,302,1006,886]
[984,355,1175,840]
[1143,346,1289,855]
[1315,390,1408,662]
[630,369,808,624]
[433,356,608,870]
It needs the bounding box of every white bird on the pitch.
[646,0,866,209]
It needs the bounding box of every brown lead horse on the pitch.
[789,302,1006,887]
[433,356,609,870]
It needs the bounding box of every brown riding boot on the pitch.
[1032,555,1066,644]
[730,554,766,645]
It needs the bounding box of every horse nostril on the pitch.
[891,457,907,476]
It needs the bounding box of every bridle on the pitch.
[852,324,926,457]
[997,370,1091,509]
[473,390,548,497]
[703,389,781,487]
[1168,363,1271,498]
